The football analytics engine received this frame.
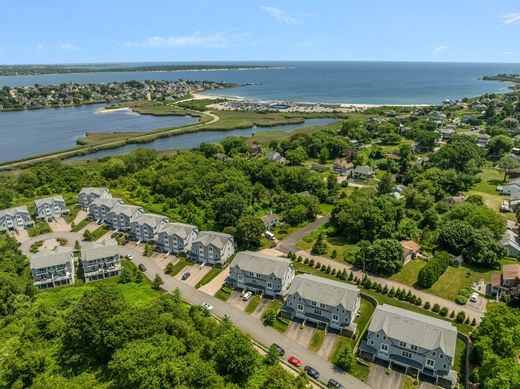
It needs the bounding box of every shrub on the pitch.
[332,268,337,275]
[304,258,309,265]
[458,288,471,298]
[382,285,389,295]
[333,345,356,372]
[263,309,276,326]
[432,304,441,313]
[348,271,354,281]
[320,265,326,272]
[410,295,417,304]
[415,297,422,306]
[331,249,337,259]
[297,256,303,263]
[309,259,315,267]
[424,301,431,309]
[440,307,449,317]
[388,287,395,297]
[455,295,468,305]
[316,261,321,269]
[326,265,332,274]
[450,310,455,318]
[405,290,412,301]
[164,262,175,275]
[417,252,452,288]
[456,311,466,323]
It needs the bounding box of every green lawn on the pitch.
[28,221,51,237]
[355,297,376,344]
[215,286,232,301]
[308,329,325,352]
[71,218,90,232]
[402,375,418,389]
[263,300,289,333]
[297,226,359,262]
[167,258,188,276]
[85,225,110,241]
[245,295,261,314]
[469,168,507,212]
[63,206,80,224]
[330,337,370,382]
[390,260,426,286]
[195,267,222,289]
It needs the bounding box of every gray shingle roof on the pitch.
[79,187,110,196]
[81,239,119,261]
[193,231,233,250]
[110,204,143,218]
[354,165,374,175]
[260,213,279,224]
[368,304,457,358]
[34,195,65,208]
[90,197,122,209]
[30,246,73,269]
[230,251,292,279]
[287,274,360,312]
[0,206,30,218]
[158,222,198,239]
[132,213,168,228]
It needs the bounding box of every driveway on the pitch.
[277,214,331,254]
[199,267,229,295]
[227,291,249,311]
[251,297,271,320]
[286,322,316,348]
[184,265,212,288]
[151,252,175,271]
[418,381,436,389]
[11,229,29,243]
[79,221,100,234]
[367,362,404,389]
[48,217,71,232]
[73,210,88,225]
[317,332,337,359]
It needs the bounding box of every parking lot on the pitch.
[174,264,212,287]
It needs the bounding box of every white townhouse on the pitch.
[34,196,68,221]
[0,206,34,232]
[88,198,123,223]
[129,213,169,242]
[106,204,144,231]
[156,222,199,254]
[77,187,111,209]
[190,231,235,266]
[81,239,121,282]
[30,246,75,289]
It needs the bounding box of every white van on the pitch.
[264,231,276,241]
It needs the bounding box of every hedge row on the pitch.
[417,251,452,288]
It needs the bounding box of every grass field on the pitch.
[245,295,261,314]
[329,337,370,382]
[297,226,359,262]
[389,260,426,286]
[195,267,222,289]
[263,300,288,333]
[469,168,507,212]
[355,297,376,344]
[28,221,51,237]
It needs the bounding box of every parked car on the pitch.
[202,302,213,311]
[272,343,285,356]
[470,292,479,303]
[327,379,345,389]
[242,291,253,301]
[304,365,320,379]
[288,356,302,367]
[181,272,191,280]
[138,263,146,272]
[126,254,134,260]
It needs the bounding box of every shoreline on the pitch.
[96,106,132,114]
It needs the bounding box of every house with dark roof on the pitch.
[281,274,360,335]
[81,239,121,282]
[156,222,199,254]
[0,206,34,232]
[35,196,69,221]
[190,231,235,266]
[78,187,111,209]
[30,247,75,289]
[359,304,458,388]
[226,251,294,297]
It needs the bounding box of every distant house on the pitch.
[353,165,375,180]
[333,159,354,176]
[491,264,520,297]
[250,144,263,156]
[281,274,360,335]
[411,142,430,154]
[441,195,467,204]
[476,134,491,147]
[81,239,121,282]
[130,213,169,242]
[214,153,229,162]
[0,206,34,232]
[509,168,520,180]
[260,213,280,231]
[385,153,401,161]
[500,229,520,258]
[35,196,69,221]
[190,231,236,266]
[498,178,520,195]
[311,163,330,172]
[359,304,458,389]
[430,112,447,122]
[400,240,420,261]
[390,185,406,199]
[30,247,75,289]
[439,127,455,140]
[78,187,111,209]
[156,222,199,254]
[226,251,295,297]
[88,198,123,223]
[106,204,144,232]
[266,151,287,163]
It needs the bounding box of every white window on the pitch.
[297,304,304,312]
[332,314,339,322]
[380,344,389,354]
[426,359,435,368]
[402,350,413,359]
[199,247,204,256]
[267,282,272,289]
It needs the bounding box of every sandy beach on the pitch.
[96,106,133,114]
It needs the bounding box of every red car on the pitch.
[288,356,302,367]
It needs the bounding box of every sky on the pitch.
[1,0,519,64]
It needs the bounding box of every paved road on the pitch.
[277,214,331,254]
[21,232,372,389]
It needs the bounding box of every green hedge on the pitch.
[417,251,452,288]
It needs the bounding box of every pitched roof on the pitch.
[354,165,374,175]
[368,304,457,358]
[287,274,360,312]
[503,264,520,281]
[400,240,420,253]
[90,197,122,209]
[30,246,73,269]
[34,195,65,208]
[0,206,30,218]
[132,213,168,228]
[193,231,233,250]
[158,222,198,239]
[109,204,143,217]
[230,251,292,279]
[79,187,110,196]
[81,239,119,261]
[260,213,279,224]
[500,230,520,253]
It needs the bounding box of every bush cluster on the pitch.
[417,252,452,288]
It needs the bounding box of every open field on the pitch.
[468,167,507,212]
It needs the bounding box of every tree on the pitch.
[235,215,265,250]
[285,146,308,166]
[498,155,519,181]
[333,345,356,372]
[152,274,164,290]
[262,309,276,326]
[508,285,520,308]
[488,135,513,157]
[377,172,393,195]
[265,344,281,365]
[214,193,245,227]
[83,229,93,241]
[312,234,328,255]
[417,252,452,288]
[364,239,404,275]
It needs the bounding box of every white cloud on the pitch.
[124,31,245,48]
[502,13,520,25]
[57,42,79,50]
[432,44,448,54]
[503,51,513,55]
[260,6,297,24]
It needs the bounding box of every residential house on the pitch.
[226,251,295,297]
[281,274,360,335]
[333,159,354,176]
[77,187,111,209]
[106,204,144,231]
[156,222,199,254]
[250,144,263,156]
[311,163,330,172]
[359,304,458,388]
[441,195,467,204]
[88,198,123,223]
[81,239,121,282]
[509,167,520,180]
[0,206,34,232]
[35,196,69,221]
[130,213,169,242]
[498,178,520,195]
[385,153,401,161]
[214,153,229,162]
[500,229,520,258]
[260,213,280,231]
[491,264,520,297]
[439,127,455,140]
[476,134,491,147]
[430,112,447,122]
[30,247,75,289]
[190,231,235,266]
[266,151,287,163]
[390,185,406,199]
[501,192,520,212]
[353,165,375,180]
[401,240,420,261]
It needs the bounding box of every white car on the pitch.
[202,302,213,311]
[126,255,134,260]
[470,292,479,303]
[242,291,253,301]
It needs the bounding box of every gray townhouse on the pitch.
[77,187,111,209]
[359,304,457,388]
[190,231,235,266]
[156,222,199,254]
[281,274,360,335]
[81,239,121,282]
[35,196,69,221]
[226,251,295,297]
[130,213,169,242]
[88,198,123,223]
[0,206,34,232]
[30,246,75,289]
[106,204,144,231]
